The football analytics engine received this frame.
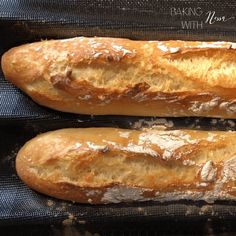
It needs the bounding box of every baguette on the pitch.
[16,127,236,204]
[2,37,236,117]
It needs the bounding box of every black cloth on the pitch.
[0,0,236,227]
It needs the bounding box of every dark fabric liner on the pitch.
[0,0,236,227]
[1,122,236,227]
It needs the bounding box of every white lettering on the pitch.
[171,7,203,17]
[205,11,235,24]
[181,21,203,29]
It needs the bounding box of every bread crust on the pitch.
[16,128,236,204]
[2,37,236,117]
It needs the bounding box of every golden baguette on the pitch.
[2,37,236,117]
[16,127,236,204]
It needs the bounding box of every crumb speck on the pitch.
[62,219,73,226]
[228,120,235,127]
[62,214,77,226]
[132,118,174,130]
[68,214,75,220]
[137,207,143,212]
[211,119,218,125]
[47,200,54,207]
[78,220,86,224]
[199,205,213,215]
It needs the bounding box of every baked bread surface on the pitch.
[2,37,236,117]
[16,127,236,204]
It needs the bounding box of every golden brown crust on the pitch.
[2,37,236,117]
[16,127,236,204]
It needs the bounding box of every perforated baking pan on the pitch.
[1,0,236,228]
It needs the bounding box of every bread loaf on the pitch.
[16,127,236,204]
[2,37,236,117]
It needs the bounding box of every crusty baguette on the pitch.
[16,127,236,204]
[2,37,236,117]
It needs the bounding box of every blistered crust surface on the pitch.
[2,37,236,117]
[16,128,236,204]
